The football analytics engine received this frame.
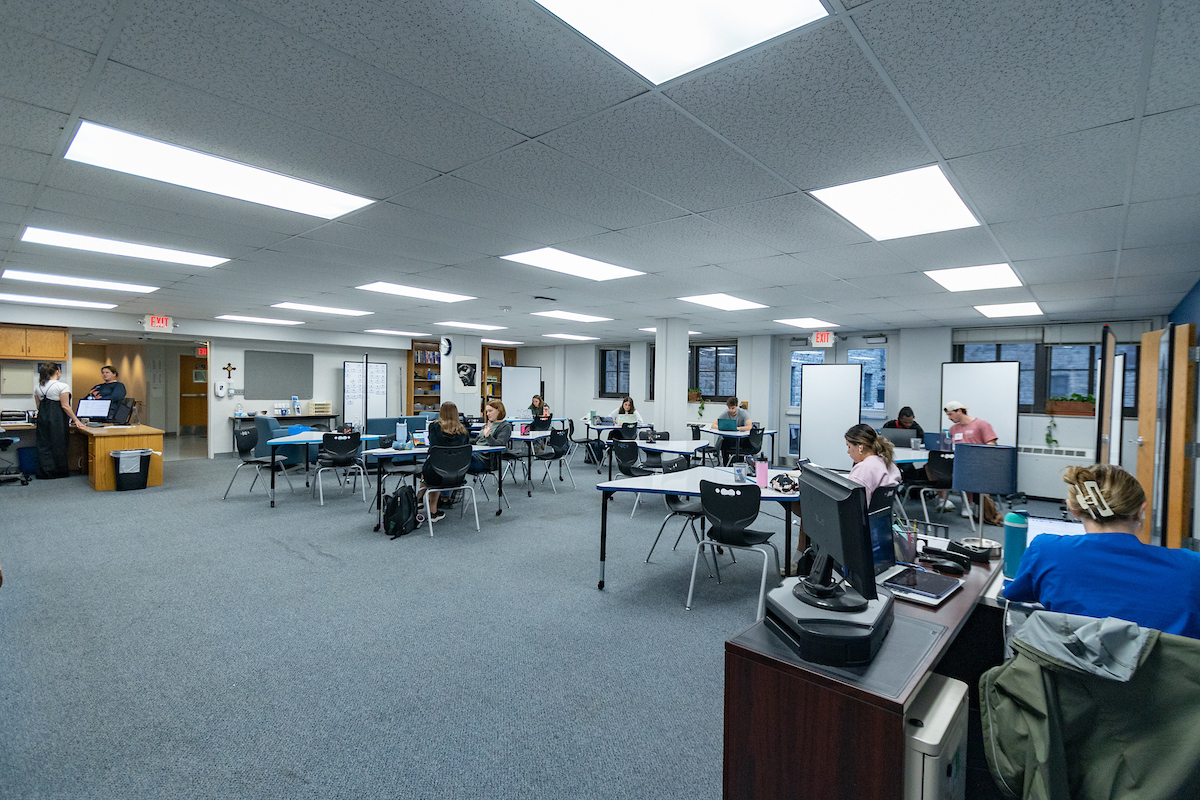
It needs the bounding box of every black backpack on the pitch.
[383,484,419,539]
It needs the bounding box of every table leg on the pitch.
[784,503,792,577]
[373,458,386,531]
[270,443,278,507]
[496,455,504,516]
[593,431,602,474]
[526,444,533,497]
[607,443,614,481]
[599,490,612,589]
[770,432,776,464]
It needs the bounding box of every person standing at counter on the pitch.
[87,365,127,403]
[33,363,84,479]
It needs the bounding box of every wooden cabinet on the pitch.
[407,341,442,415]
[0,325,68,360]
[483,347,515,405]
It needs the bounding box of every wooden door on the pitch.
[1137,330,1165,544]
[179,354,208,432]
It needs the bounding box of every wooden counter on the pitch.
[72,425,165,491]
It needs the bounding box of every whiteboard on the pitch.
[343,361,388,429]
[1103,354,1124,466]
[799,364,862,469]
[939,361,1019,447]
[501,366,541,419]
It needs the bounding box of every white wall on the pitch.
[207,339,406,456]
[893,327,953,429]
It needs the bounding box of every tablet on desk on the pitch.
[879,567,963,607]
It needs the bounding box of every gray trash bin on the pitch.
[111,449,153,491]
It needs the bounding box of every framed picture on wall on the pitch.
[488,349,505,368]
[192,368,207,383]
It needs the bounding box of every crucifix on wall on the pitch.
[223,363,237,379]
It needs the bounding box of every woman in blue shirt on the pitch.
[1003,464,1200,639]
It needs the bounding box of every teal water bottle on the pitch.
[1002,511,1029,578]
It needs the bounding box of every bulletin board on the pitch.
[343,360,388,429]
[244,351,313,400]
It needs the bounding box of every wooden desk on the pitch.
[723,558,1003,800]
[72,425,164,491]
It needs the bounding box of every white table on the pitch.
[361,444,507,525]
[266,431,381,507]
[892,446,929,465]
[509,429,553,496]
[594,466,800,590]
[699,426,780,463]
[638,439,710,468]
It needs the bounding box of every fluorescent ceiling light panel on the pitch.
[925,263,1021,292]
[0,292,116,309]
[544,333,600,341]
[216,315,303,326]
[435,321,507,331]
[2,269,158,293]
[640,327,700,334]
[775,318,838,328]
[531,310,612,323]
[271,302,372,317]
[482,338,524,345]
[975,302,1043,318]
[810,165,979,241]
[356,282,474,303]
[500,247,644,281]
[65,121,374,219]
[530,1,827,85]
[677,293,767,311]
[365,329,431,337]
[21,227,226,268]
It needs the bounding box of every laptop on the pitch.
[595,416,615,426]
[616,414,638,425]
[717,418,738,431]
[879,427,918,448]
[111,403,133,425]
[77,398,110,420]
[1026,515,1085,547]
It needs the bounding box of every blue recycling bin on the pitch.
[17,446,36,476]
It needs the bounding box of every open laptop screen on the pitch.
[77,398,110,418]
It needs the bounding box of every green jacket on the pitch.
[980,611,1200,800]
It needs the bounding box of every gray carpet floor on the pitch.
[0,455,1044,799]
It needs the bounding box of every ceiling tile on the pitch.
[701,192,869,254]
[794,242,913,278]
[881,226,1007,271]
[0,144,49,185]
[1124,194,1200,249]
[1013,251,1117,284]
[991,206,1124,261]
[1115,271,1200,296]
[716,254,837,286]
[1029,279,1115,301]
[1145,0,1200,114]
[348,202,541,257]
[1119,243,1200,277]
[0,97,68,154]
[620,214,779,263]
[540,94,792,213]
[847,272,938,297]
[3,0,117,53]
[1131,106,1200,203]
[558,231,700,273]
[0,24,93,112]
[302,222,486,266]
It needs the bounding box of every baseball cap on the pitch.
[943,400,966,412]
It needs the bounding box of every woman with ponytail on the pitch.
[33,362,83,479]
[1003,464,1200,638]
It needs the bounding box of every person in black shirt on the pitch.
[87,365,127,403]
[883,406,925,482]
[419,401,471,522]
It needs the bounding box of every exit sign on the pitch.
[197,346,208,357]
[144,314,173,331]
[812,331,834,348]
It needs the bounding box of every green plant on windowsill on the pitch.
[698,397,706,418]
[1045,414,1058,447]
[1047,393,1096,404]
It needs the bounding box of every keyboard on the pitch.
[86,422,104,428]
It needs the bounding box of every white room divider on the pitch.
[939,361,1019,447]
[799,363,863,469]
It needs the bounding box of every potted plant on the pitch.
[1045,393,1096,416]
[688,388,702,402]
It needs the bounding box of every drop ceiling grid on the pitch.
[1122,194,1200,250]
[2,0,118,54]
[1130,106,1200,203]
[617,214,779,264]
[877,227,1007,272]
[663,21,932,192]
[550,231,702,273]
[0,24,95,113]
[1119,243,1200,277]
[699,193,870,255]
[109,0,526,172]
[234,0,650,137]
[1014,252,1119,285]
[990,206,1126,261]
[346,202,543,257]
[1144,0,1200,115]
[793,241,914,278]
[715,254,840,286]
[17,208,256,263]
[301,222,488,267]
[0,97,69,154]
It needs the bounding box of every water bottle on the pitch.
[754,453,768,488]
[1002,510,1030,578]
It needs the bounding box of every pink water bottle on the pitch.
[754,453,768,487]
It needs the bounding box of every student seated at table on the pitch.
[1003,464,1200,639]
[417,401,470,522]
[606,395,643,440]
[884,406,924,482]
[711,396,751,462]
[529,394,551,419]
[471,399,511,473]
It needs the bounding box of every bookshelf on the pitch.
[484,347,517,409]
[407,340,441,414]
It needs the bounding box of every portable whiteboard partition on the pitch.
[500,366,541,418]
[1095,325,1117,464]
[1098,353,1125,466]
[799,364,862,469]
[939,362,1019,447]
[343,360,388,429]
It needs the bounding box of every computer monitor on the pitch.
[793,464,878,611]
[77,398,110,419]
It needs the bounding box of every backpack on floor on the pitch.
[585,440,604,464]
[383,484,419,539]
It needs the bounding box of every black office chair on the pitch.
[223,426,293,499]
[312,432,368,506]
[726,425,765,465]
[0,434,29,486]
[534,428,575,492]
[566,418,591,465]
[688,481,781,620]
[613,439,654,518]
[638,429,670,470]
[530,416,552,432]
[903,450,957,524]
[467,449,510,510]
[420,444,479,537]
[646,457,711,572]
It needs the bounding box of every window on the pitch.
[1049,345,1093,398]
[789,350,825,407]
[689,343,736,400]
[599,348,629,397]
[847,348,886,412]
[1114,344,1138,412]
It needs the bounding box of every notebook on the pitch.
[717,417,738,431]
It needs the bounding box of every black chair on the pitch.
[223,426,293,500]
[420,444,479,537]
[468,449,510,510]
[902,449,957,524]
[638,429,670,470]
[530,416,552,431]
[646,457,711,572]
[725,425,765,465]
[566,418,591,464]
[534,428,575,492]
[312,432,368,506]
[688,480,781,620]
[613,439,654,518]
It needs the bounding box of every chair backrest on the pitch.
[234,426,258,457]
[531,416,552,431]
[744,425,764,452]
[613,439,641,475]
[638,428,653,441]
[567,417,577,439]
[424,444,473,486]
[925,450,955,487]
[321,432,360,466]
[618,422,638,440]
[868,483,898,514]
[662,456,687,474]
[545,428,569,456]
[699,480,762,546]
[952,443,1018,495]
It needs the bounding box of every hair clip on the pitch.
[1076,480,1114,518]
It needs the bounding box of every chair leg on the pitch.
[648,512,677,562]
[562,460,576,489]
[467,486,479,531]
[753,545,773,621]
[920,489,932,525]
[223,462,248,500]
[316,467,325,505]
[542,460,557,494]
[426,492,435,537]
[686,538,708,610]
[630,493,640,518]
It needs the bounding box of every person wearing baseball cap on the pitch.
[942,401,999,517]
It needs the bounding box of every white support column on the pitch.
[654,318,690,436]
